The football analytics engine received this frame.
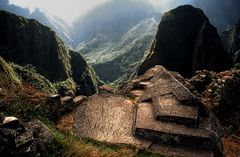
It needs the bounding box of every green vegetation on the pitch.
[234,63,240,69]
[10,63,56,93]
[0,10,71,82]
[80,18,158,82]
[10,63,83,96]
[86,64,99,93]
[42,121,166,157]
[53,78,76,96]
[0,56,21,88]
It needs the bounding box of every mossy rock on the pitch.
[10,63,56,93]
[0,56,21,88]
[234,63,240,69]
[53,78,76,96]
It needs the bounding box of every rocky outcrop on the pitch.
[0,1,74,48]
[138,5,232,77]
[69,51,98,96]
[0,115,53,157]
[0,56,21,88]
[190,68,240,129]
[0,10,71,82]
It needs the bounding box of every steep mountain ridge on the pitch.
[69,50,99,95]
[0,10,71,81]
[138,5,232,77]
[0,10,98,96]
[0,0,74,47]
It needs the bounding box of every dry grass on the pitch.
[2,83,47,105]
[56,113,74,133]
[61,137,138,157]
[223,134,240,157]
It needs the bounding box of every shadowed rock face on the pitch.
[0,10,99,96]
[0,114,53,157]
[69,50,99,96]
[138,5,232,77]
[0,10,71,81]
[234,50,240,63]
[222,21,240,58]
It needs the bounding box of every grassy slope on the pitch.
[0,56,21,88]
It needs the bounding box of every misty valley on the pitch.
[0,0,240,157]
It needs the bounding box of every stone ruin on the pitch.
[73,66,223,157]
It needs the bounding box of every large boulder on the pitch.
[0,115,53,157]
[138,5,232,77]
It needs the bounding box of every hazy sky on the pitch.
[10,0,110,23]
[10,0,193,23]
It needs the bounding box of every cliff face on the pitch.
[0,0,74,48]
[0,10,99,96]
[69,50,99,96]
[0,10,71,82]
[138,5,232,77]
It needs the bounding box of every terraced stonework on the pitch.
[73,65,223,157]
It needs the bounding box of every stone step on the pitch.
[73,96,86,106]
[152,95,199,127]
[138,81,196,105]
[138,67,197,105]
[60,96,74,113]
[129,90,144,99]
[134,103,223,157]
[149,143,214,157]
